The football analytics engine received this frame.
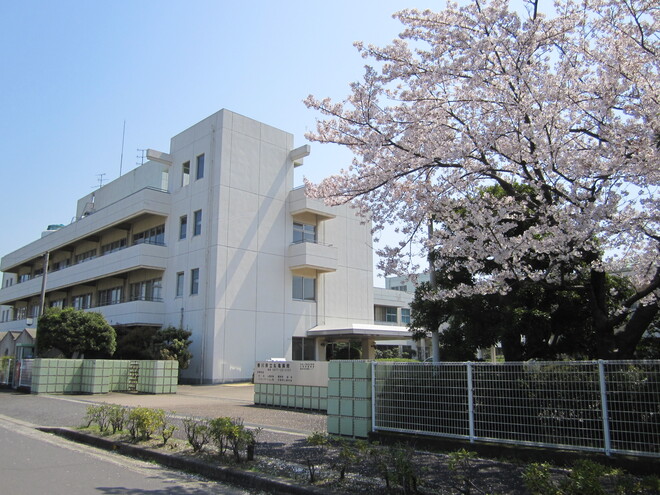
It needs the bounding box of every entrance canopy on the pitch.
[307,323,412,340]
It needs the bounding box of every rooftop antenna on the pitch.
[119,120,126,177]
[136,148,146,167]
[94,173,107,189]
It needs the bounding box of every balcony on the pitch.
[0,242,167,305]
[0,298,165,330]
[288,241,338,273]
[288,187,336,220]
[1,186,170,272]
[95,298,165,327]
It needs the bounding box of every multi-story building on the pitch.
[0,109,414,382]
[385,273,431,294]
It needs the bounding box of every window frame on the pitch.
[292,275,316,301]
[190,268,200,295]
[196,153,205,180]
[292,337,316,360]
[193,210,202,236]
[179,215,187,240]
[293,222,317,244]
[182,161,190,186]
[176,272,184,298]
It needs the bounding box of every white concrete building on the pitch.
[0,109,413,382]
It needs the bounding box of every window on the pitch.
[129,278,162,301]
[401,308,411,324]
[74,249,97,264]
[101,238,127,255]
[49,299,65,309]
[293,222,316,244]
[179,216,187,240]
[72,293,92,310]
[292,337,316,360]
[190,268,199,295]
[15,307,27,320]
[182,161,190,186]
[292,275,315,301]
[176,272,184,297]
[29,304,40,318]
[97,287,123,306]
[52,259,70,271]
[133,225,165,245]
[18,274,31,283]
[196,153,205,179]
[193,210,202,236]
[375,305,398,324]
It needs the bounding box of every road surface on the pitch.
[0,414,256,495]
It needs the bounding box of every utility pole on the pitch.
[428,218,440,363]
[38,251,50,318]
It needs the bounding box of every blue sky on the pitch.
[0,0,432,282]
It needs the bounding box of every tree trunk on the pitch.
[615,303,659,359]
[589,270,616,358]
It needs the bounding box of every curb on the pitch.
[39,427,334,495]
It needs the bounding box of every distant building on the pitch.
[385,273,431,294]
[0,109,416,382]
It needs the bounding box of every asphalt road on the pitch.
[0,384,327,493]
[0,414,254,495]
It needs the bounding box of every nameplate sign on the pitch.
[254,361,328,387]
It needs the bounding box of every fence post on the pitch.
[467,361,475,442]
[598,360,612,456]
[371,361,377,433]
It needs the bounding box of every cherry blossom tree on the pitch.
[305,0,659,359]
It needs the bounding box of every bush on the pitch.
[305,432,330,483]
[225,418,258,463]
[448,449,479,495]
[182,417,210,452]
[84,404,111,433]
[107,405,127,434]
[160,422,177,446]
[523,459,644,495]
[335,438,370,481]
[209,417,234,456]
[126,407,165,442]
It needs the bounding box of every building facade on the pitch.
[0,110,383,383]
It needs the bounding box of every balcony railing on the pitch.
[0,295,164,323]
[13,241,166,284]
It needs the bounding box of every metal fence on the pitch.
[0,359,33,389]
[14,359,33,388]
[372,360,660,458]
[0,358,12,385]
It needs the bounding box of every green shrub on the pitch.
[305,431,330,483]
[126,407,165,442]
[524,459,626,495]
[560,460,609,495]
[107,405,127,434]
[224,418,257,463]
[389,444,420,494]
[523,462,561,495]
[334,438,370,481]
[209,417,234,456]
[160,422,177,446]
[84,404,111,433]
[447,449,481,494]
[182,417,210,452]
